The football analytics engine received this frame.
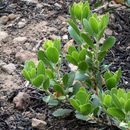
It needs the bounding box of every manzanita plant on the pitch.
[22,1,130,129]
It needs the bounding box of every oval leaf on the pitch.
[125,99,130,113]
[89,17,99,34]
[80,103,92,115]
[32,74,44,87]
[37,60,45,75]
[101,36,116,51]
[107,107,125,120]
[106,77,117,90]
[46,47,59,63]
[53,109,72,117]
[78,61,88,71]
[43,77,50,91]
[52,84,64,95]
[80,33,94,49]
[66,55,78,66]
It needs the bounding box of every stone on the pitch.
[18,19,26,28]
[50,34,61,40]
[126,46,130,51]
[0,16,9,25]
[61,27,68,33]
[13,92,30,110]
[36,113,46,120]
[15,50,38,65]
[13,37,27,44]
[2,63,16,74]
[22,0,37,3]
[62,35,68,40]
[105,28,112,35]
[8,14,16,21]
[0,60,6,67]
[32,118,47,130]
[0,31,8,42]
[54,3,62,8]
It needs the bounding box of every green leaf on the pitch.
[107,107,125,120]
[30,68,36,79]
[127,0,130,5]
[63,74,69,87]
[22,69,30,81]
[45,69,54,79]
[46,47,59,63]
[112,94,122,109]
[75,72,88,81]
[38,50,53,68]
[74,4,82,20]
[98,51,106,62]
[68,26,83,44]
[80,33,94,49]
[78,61,88,71]
[116,68,121,82]
[54,38,61,52]
[101,36,116,51]
[82,5,89,19]
[93,107,100,117]
[89,17,99,34]
[117,88,126,100]
[80,103,92,115]
[32,74,44,87]
[87,50,93,59]
[43,96,58,106]
[52,84,64,95]
[27,60,35,72]
[69,6,76,24]
[75,112,90,121]
[125,99,130,113]
[68,46,77,54]
[127,92,130,100]
[98,27,106,41]
[37,60,45,75]
[106,77,117,90]
[105,13,109,27]
[67,71,75,87]
[70,98,80,111]
[83,19,94,36]
[72,82,82,95]
[104,95,111,107]
[66,55,78,66]
[72,51,79,62]
[76,91,87,105]
[53,109,72,117]
[104,72,113,81]
[94,0,102,8]
[43,77,50,91]
[67,20,80,35]
[79,49,86,61]
[111,88,118,96]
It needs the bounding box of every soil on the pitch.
[0,0,129,130]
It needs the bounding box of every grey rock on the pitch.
[0,16,9,25]
[8,14,16,21]
[0,31,8,42]
[15,50,38,65]
[2,63,16,74]
[13,37,27,44]
[32,118,47,130]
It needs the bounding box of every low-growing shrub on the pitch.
[22,1,130,129]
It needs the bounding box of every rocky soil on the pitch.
[0,0,130,130]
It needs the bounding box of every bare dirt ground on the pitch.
[0,0,130,130]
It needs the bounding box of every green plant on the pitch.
[22,1,130,129]
[100,88,130,129]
